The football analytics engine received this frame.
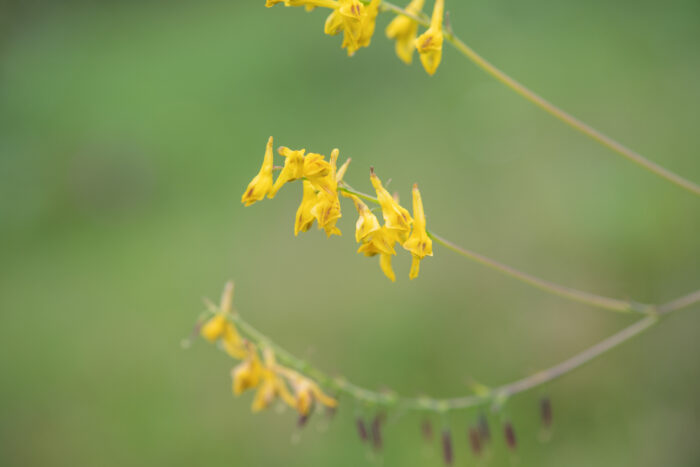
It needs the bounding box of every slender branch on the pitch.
[224,289,699,413]
[379,1,700,197]
[339,183,661,315]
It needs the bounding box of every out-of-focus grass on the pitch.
[1,1,699,466]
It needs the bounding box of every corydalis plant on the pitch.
[192,0,700,464]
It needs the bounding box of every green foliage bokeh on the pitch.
[1,1,699,465]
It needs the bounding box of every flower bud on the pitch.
[468,426,482,457]
[503,421,517,451]
[477,413,491,443]
[441,429,453,465]
[421,418,434,442]
[356,418,368,442]
[540,397,553,428]
[371,413,384,451]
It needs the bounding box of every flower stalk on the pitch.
[376,1,700,196]
[207,286,699,415]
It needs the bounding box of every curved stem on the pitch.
[379,1,700,196]
[339,183,658,315]
[225,289,699,413]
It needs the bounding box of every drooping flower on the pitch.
[370,169,413,242]
[324,0,381,56]
[232,344,263,395]
[295,181,319,235]
[415,0,444,75]
[241,136,275,207]
[284,371,338,416]
[357,227,400,281]
[251,348,297,412]
[385,0,425,64]
[309,149,342,237]
[346,193,399,282]
[200,282,247,359]
[356,0,382,52]
[350,196,380,243]
[402,183,433,279]
[303,152,332,186]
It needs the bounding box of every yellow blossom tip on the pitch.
[219,281,234,313]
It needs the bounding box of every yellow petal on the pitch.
[295,181,318,236]
[241,136,275,206]
[370,169,413,241]
[269,147,306,198]
[379,252,396,282]
[415,0,444,75]
[200,313,227,342]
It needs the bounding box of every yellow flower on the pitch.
[295,181,318,235]
[349,196,380,243]
[324,0,380,56]
[303,152,332,186]
[356,0,382,52]
[370,169,413,242]
[232,344,263,395]
[286,372,338,416]
[309,149,342,237]
[268,146,306,198]
[386,0,425,64]
[291,150,344,237]
[241,136,275,207]
[357,226,400,282]
[402,184,433,279]
[268,0,337,8]
[415,0,444,75]
[251,348,296,412]
[201,282,247,359]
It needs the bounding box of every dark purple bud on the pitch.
[540,397,553,428]
[468,427,482,457]
[441,430,453,465]
[421,418,434,442]
[371,414,383,451]
[504,421,517,451]
[356,418,368,442]
[477,413,491,443]
[297,413,310,428]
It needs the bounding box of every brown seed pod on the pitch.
[540,397,553,428]
[356,418,368,442]
[468,426,482,457]
[504,421,517,451]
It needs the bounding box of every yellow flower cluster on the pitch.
[266,0,382,56]
[265,0,446,75]
[201,282,337,415]
[241,137,433,281]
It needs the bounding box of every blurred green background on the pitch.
[1,0,699,465]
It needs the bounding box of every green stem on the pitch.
[339,183,658,315]
[379,1,700,197]
[225,288,698,413]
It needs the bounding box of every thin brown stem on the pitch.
[340,184,658,315]
[379,1,700,196]
[222,289,700,413]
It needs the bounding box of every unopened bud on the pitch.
[421,418,434,442]
[503,421,517,451]
[356,418,368,442]
[371,413,384,451]
[297,413,310,428]
[468,427,482,457]
[540,397,553,428]
[441,430,453,465]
